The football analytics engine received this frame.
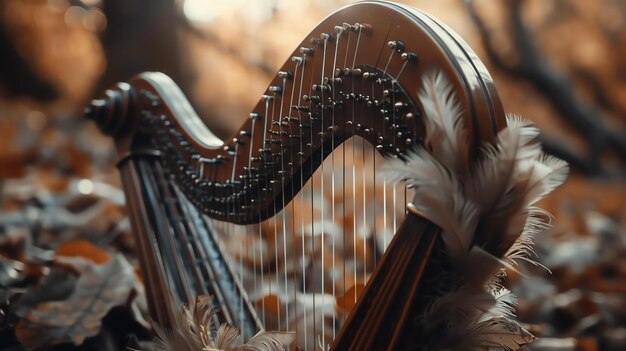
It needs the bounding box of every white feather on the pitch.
[418,71,469,175]
[469,317,535,350]
[504,207,552,271]
[478,289,518,322]
[146,296,292,351]
[383,147,454,188]
[469,114,541,213]
[213,324,243,350]
[374,70,564,351]
[384,148,479,256]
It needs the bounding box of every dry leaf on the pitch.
[55,239,111,264]
[11,268,77,318]
[15,254,135,348]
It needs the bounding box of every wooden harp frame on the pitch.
[86,1,506,350]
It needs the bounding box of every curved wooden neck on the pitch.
[85,1,504,226]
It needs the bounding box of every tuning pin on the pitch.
[394,102,407,111]
[401,52,418,63]
[303,95,320,103]
[352,23,371,33]
[312,84,330,92]
[387,40,405,53]
[291,105,310,112]
[268,86,282,93]
[299,47,314,55]
[250,112,262,120]
[362,72,377,80]
[278,71,292,79]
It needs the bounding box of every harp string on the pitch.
[394,61,410,233]
[278,75,288,332]
[340,25,351,329]
[247,111,258,320]
[330,26,342,340]
[294,51,308,349]
[259,96,271,324]
[271,88,280,330]
[286,59,301,337]
[229,139,243,333]
[351,24,363,305]
[318,33,329,349]
[143,160,193,304]
[307,47,316,349]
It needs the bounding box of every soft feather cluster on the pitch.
[147,295,293,351]
[384,71,568,350]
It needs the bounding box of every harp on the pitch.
[86,1,505,350]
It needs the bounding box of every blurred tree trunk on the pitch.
[96,0,195,97]
[0,1,57,102]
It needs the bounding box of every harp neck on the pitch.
[86,65,423,225]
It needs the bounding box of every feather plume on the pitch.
[478,289,518,322]
[384,148,479,257]
[418,71,469,175]
[145,295,293,351]
[213,324,243,349]
[382,70,568,350]
[468,317,536,350]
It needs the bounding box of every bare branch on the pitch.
[466,0,626,174]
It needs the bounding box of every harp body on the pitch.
[86,1,505,350]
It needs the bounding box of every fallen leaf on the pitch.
[15,254,135,347]
[11,268,77,318]
[55,239,110,264]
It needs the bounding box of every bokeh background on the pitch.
[1,0,625,350]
